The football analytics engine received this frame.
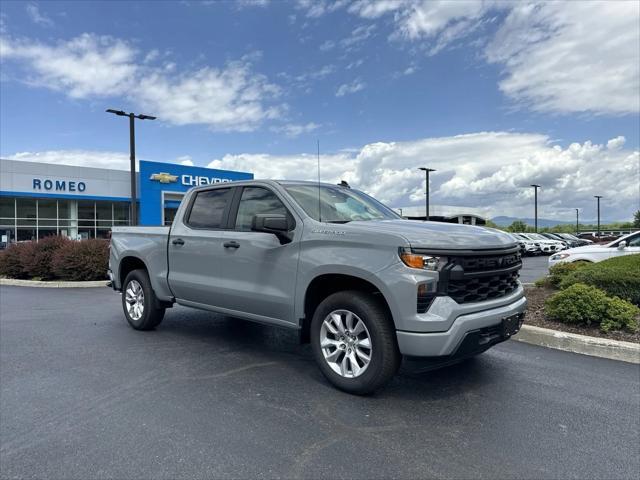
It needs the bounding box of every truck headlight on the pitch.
[399,248,446,271]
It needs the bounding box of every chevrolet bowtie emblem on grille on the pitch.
[149,172,178,184]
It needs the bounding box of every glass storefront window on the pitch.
[114,202,130,222]
[96,202,112,221]
[78,229,93,240]
[96,227,112,239]
[17,198,36,220]
[58,200,70,219]
[78,201,95,220]
[38,228,57,240]
[38,199,57,219]
[17,228,37,241]
[0,198,15,218]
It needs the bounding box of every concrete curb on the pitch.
[514,324,640,364]
[0,278,109,288]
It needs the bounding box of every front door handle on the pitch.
[172,238,185,246]
[223,240,240,249]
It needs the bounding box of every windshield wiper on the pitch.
[327,220,351,224]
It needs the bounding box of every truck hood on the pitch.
[343,220,517,250]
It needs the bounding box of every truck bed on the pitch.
[110,226,173,300]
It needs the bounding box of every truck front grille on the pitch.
[447,270,520,304]
[412,247,522,307]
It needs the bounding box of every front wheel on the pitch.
[122,269,165,330]
[310,290,401,395]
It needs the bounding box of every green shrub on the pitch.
[559,255,640,305]
[0,242,33,279]
[546,261,588,288]
[22,236,71,280]
[51,239,109,281]
[545,283,639,333]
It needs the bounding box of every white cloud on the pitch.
[176,155,194,166]
[0,33,285,131]
[607,136,626,151]
[341,24,376,49]
[347,0,405,19]
[0,33,137,98]
[271,122,320,137]
[336,78,365,96]
[485,1,640,115]
[25,3,53,27]
[135,62,282,131]
[319,40,335,51]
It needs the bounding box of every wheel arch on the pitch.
[118,256,149,288]
[300,273,393,344]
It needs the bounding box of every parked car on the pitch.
[517,233,564,254]
[109,180,527,394]
[549,231,640,266]
[540,233,571,248]
[512,233,541,255]
[525,233,567,255]
[556,233,592,246]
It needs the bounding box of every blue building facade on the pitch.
[138,160,253,225]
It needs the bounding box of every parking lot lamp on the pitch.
[106,109,157,225]
[575,208,579,236]
[418,167,436,221]
[530,184,541,232]
[594,196,603,237]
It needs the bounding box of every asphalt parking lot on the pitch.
[1,285,638,479]
[520,254,550,283]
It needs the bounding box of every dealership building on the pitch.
[0,158,253,243]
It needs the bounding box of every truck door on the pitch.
[216,185,301,325]
[168,186,235,306]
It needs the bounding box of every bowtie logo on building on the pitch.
[149,172,179,184]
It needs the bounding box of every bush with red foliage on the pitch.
[0,242,33,279]
[22,235,71,280]
[51,239,109,281]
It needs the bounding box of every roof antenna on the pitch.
[317,139,322,222]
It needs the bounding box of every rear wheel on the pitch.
[310,290,400,395]
[122,269,165,330]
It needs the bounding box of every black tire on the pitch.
[122,269,165,331]
[310,290,401,395]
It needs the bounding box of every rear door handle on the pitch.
[172,238,185,246]
[223,241,240,249]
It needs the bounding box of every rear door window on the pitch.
[186,188,233,229]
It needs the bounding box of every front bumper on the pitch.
[396,294,527,357]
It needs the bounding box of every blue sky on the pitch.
[1,1,639,220]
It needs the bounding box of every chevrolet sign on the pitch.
[149,172,179,184]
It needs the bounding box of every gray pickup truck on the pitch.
[109,180,526,394]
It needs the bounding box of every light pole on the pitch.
[418,167,436,221]
[594,195,603,238]
[530,184,541,232]
[106,109,156,225]
[575,208,579,236]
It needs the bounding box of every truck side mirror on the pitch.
[617,240,627,250]
[251,214,293,244]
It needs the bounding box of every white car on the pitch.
[549,231,640,266]
[518,233,565,254]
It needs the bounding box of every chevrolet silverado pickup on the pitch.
[109,180,527,394]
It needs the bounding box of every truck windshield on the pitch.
[284,184,400,223]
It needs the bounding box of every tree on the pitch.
[634,210,640,228]
[508,220,529,232]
